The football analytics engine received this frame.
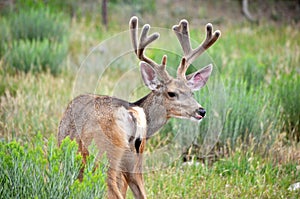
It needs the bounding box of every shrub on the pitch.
[5,39,68,75]
[3,8,69,75]
[8,8,68,42]
[0,134,107,198]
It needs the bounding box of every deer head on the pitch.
[130,17,221,122]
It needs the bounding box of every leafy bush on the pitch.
[6,0,103,20]
[3,8,69,75]
[8,8,68,42]
[0,134,107,198]
[5,39,68,75]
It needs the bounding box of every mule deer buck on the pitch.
[58,16,220,199]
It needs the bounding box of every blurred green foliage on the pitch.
[191,25,299,145]
[8,8,68,42]
[111,0,156,14]
[5,39,68,75]
[1,8,69,75]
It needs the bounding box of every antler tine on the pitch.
[138,24,160,67]
[173,20,221,79]
[129,16,171,82]
[189,23,221,64]
[130,16,160,68]
[172,19,192,56]
[129,16,138,55]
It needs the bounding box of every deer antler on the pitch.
[173,20,221,79]
[129,16,171,82]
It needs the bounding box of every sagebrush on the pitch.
[0,134,107,199]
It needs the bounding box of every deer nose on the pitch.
[196,108,206,117]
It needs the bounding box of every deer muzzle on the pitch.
[194,107,206,120]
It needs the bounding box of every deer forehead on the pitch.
[165,78,191,93]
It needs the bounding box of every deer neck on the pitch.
[134,92,168,138]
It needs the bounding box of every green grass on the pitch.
[139,152,300,199]
[0,72,74,141]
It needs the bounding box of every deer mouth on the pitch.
[193,113,203,120]
[192,108,206,120]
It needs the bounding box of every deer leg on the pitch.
[107,168,124,199]
[106,145,127,199]
[117,172,129,198]
[77,138,89,181]
[128,146,147,199]
[128,172,146,199]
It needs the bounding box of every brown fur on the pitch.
[58,94,148,198]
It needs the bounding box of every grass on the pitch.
[0,71,74,141]
[0,2,299,198]
[140,152,300,199]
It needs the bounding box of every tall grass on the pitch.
[275,74,300,140]
[0,19,10,58]
[221,80,280,145]
[0,72,74,141]
[192,24,299,147]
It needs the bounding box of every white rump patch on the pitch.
[114,106,147,144]
[129,106,147,139]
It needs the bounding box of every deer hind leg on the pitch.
[127,138,147,199]
[77,138,89,181]
[127,172,146,199]
[79,116,131,198]
[104,144,128,199]
[116,171,146,199]
[107,168,125,199]
[119,156,146,199]
[117,173,129,198]
[79,137,125,199]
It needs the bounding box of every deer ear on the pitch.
[186,64,213,91]
[140,61,161,90]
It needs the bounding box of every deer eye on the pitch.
[167,92,177,98]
